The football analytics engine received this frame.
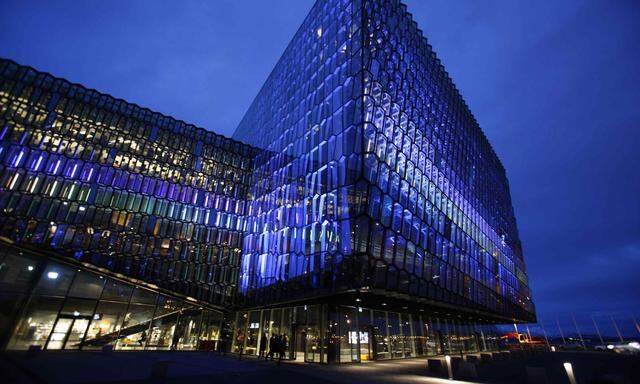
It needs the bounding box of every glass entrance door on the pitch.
[359,329,372,362]
[65,318,90,349]
[293,325,306,362]
[304,327,322,363]
[46,316,91,350]
[47,318,73,350]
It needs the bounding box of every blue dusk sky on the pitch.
[1,0,638,333]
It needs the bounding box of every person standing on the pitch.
[259,333,268,358]
[277,334,286,365]
[266,334,276,360]
[138,330,147,347]
[236,333,245,360]
[217,337,227,356]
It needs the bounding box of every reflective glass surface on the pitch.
[0,59,255,307]
[232,0,533,321]
[1,244,223,351]
[0,0,534,333]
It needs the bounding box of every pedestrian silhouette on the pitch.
[259,333,268,358]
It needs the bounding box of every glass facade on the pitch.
[0,0,535,361]
[0,58,255,307]
[360,0,533,322]
[0,243,223,350]
[234,0,364,303]
[233,0,534,323]
[231,304,502,363]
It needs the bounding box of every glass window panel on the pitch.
[388,312,403,358]
[173,307,201,351]
[130,287,157,305]
[199,310,222,344]
[7,296,64,350]
[67,270,105,299]
[339,306,358,363]
[0,249,39,293]
[83,300,128,349]
[146,295,183,350]
[59,297,97,317]
[33,262,75,297]
[117,288,158,350]
[100,278,134,302]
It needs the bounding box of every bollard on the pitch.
[563,362,577,384]
[445,355,453,380]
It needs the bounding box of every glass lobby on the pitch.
[232,304,503,364]
[0,244,222,351]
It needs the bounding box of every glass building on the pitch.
[0,0,534,362]
[0,58,253,351]
[232,0,534,363]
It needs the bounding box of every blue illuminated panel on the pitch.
[0,0,535,323]
[0,59,255,307]
[360,0,533,321]
[234,0,534,321]
[234,0,365,302]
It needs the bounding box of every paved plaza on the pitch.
[1,350,638,384]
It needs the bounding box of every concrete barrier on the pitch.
[480,353,493,363]
[427,358,445,375]
[465,354,480,363]
[491,352,504,361]
[525,366,549,384]
[456,361,478,379]
[449,356,463,371]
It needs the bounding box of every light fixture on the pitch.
[27,265,34,271]
[47,271,59,279]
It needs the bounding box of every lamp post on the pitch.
[571,314,585,350]
[540,320,551,350]
[591,316,604,347]
[610,315,624,343]
[556,318,566,345]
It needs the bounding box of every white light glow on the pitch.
[47,271,59,279]
[563,362,577,384]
